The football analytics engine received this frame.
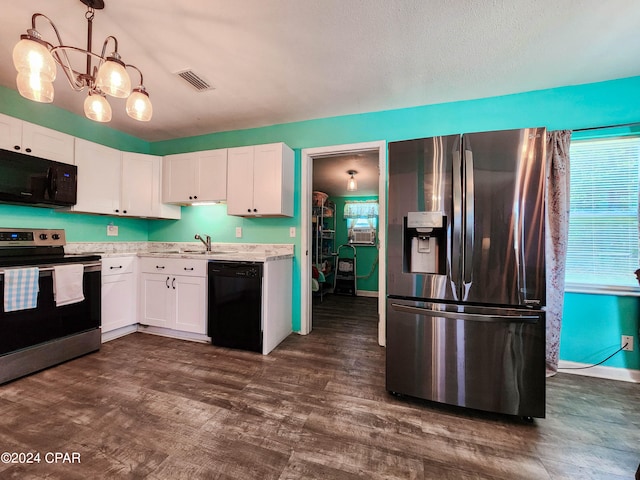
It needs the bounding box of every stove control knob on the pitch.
[52,233,60,240]
[39,233,48,240]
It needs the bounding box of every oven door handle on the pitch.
[0,262,102,276]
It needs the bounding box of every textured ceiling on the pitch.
[313,151,379,198]
[1,1,640,143]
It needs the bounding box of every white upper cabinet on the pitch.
[163,148,227,204]
[123,152,181,219]
[73,138,122,215]
[0,114,22,152]
[73,139,180,219]
[0,113,74,164]
[227,142,294,217]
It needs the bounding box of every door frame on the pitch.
[300,140,387,346]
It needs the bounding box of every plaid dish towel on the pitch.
[3,267,40,312]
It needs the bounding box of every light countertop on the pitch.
[65,242,294,263]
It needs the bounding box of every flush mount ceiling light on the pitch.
[12,0,152,122]
[347,170,358,191]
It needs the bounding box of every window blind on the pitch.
[567,137,640,288]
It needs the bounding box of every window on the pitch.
[344,200,378,245]
[566,136,640,290]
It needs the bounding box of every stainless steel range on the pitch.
[0,228,101,384]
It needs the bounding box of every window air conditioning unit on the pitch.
[350,227,376,245]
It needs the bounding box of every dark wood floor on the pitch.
[0,294,638,479]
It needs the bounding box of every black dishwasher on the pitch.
[207,261,263,353]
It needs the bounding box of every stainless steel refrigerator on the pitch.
[386,128,547,419]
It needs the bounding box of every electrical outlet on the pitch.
[106,225,118,237]
[621,335,634,352]
[289,227,296,238]
[235,227,242,238]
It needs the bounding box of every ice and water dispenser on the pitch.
[404,211,446,274]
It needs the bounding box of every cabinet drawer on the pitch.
[102,256,136,276]
[139,257,207,277]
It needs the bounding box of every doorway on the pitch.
[300,141,386,346]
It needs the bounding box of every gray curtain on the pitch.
[545,130,572,376]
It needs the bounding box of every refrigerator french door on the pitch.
[386,128,547,418]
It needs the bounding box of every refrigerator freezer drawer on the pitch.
[386,299,546,418]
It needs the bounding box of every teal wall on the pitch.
[562,293,639,370]
[2,76,640,371]
[330,196,379,293]
[0,204,148,242]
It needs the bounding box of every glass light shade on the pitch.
[84,94,112,123]
[95,57,131,98]
[16,72,54,103]
[13,37,56,82]
[126,88,153,121]
[347,174,357,191]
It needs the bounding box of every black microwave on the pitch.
[0,148,77,208]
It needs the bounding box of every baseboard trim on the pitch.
[102,325,138,343]
[557,360,640,383]
[357,290,378,298]
[137,324,211,344]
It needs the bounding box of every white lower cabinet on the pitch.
[102,256,137,333]
[139,257,207,334]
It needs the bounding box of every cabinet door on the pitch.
[196,149,227,202]
[226,146,254,215]
[102,273,136,332]
[163,153,197,203]
[140,273,173,328]
[21,121,74,164]
[173,276,207,334]
[151,155,181,219]
[226,143,293,217]
[121,152,155,217]
[253,143,284,215]
[0,113,22,152]
[74,139,122,215]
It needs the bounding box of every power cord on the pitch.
[356,252,379,280]
[558,342,629,370]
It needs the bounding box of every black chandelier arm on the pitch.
[126,64,144,86]
[100,35,120,59]
[49,45,110,90]
[29,13,86,90]
[30,13,64,47]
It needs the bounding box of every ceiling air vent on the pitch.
[174,69,215,92]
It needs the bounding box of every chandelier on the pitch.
[12,0,152,123]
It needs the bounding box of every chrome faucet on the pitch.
[194,234,212,252]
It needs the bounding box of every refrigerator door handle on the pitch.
[390,303,539,323]
[452,149,462,298]
[463,149,474,290]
